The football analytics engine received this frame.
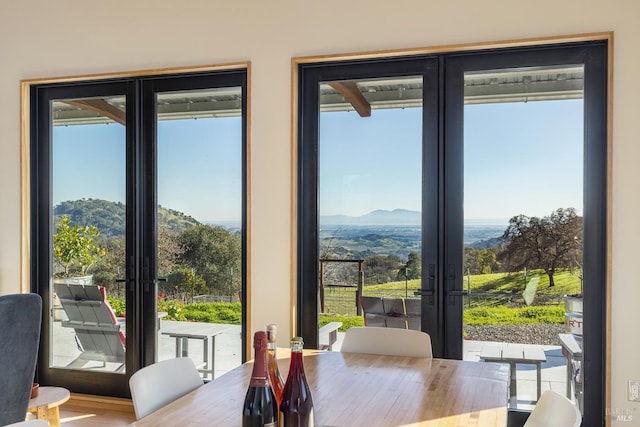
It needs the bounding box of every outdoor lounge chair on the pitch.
[54,282,125,371]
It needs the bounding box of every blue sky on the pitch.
[320,99,583,225]
[53,117,242,222]
[53,99,582,226]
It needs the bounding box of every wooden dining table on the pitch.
[130,350,509,427]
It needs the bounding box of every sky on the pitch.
[320,99,583,225]
[53,117,242,223]
[53,98,583,226]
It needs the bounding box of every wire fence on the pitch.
[321,286,566,316]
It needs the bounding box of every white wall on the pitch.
[2,0,639,420]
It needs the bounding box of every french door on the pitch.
[297,41,606,423]
[30,69,248,397]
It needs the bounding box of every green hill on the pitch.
[54,199,200,236]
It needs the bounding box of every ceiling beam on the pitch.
[62,99,126,125]
[328,81,371,117]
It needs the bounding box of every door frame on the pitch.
[293,35,609,424]
[22,63,250,397]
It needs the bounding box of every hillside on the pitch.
[54,199,200,236]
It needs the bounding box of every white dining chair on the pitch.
[340,326,432,358]
[129,357,203,419]
[523,390,581,427]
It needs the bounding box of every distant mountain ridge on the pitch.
[321,209,421,225]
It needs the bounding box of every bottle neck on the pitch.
[267,341,277,356]
[288,349,305,375]
[250,345,269,387]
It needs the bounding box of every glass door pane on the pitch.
[318,77,423,349]
[155,87,243,379]
[50,95,128,374]
[461,65,585,411]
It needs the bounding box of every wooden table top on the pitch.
[130,350,509,427]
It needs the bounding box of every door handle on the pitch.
[414,264,436,304]
[447,290,469,296]
[446,264,468,305]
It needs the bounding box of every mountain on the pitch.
[321,209,421,226]
[54,199,200,236]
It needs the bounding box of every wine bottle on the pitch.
[280,337,314,427]
[266,324,285,405]
[243,331,279,427]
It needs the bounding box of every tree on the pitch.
[157,224,185,276]
[464,247,500,275]
[53,215,106,277]
[162,265,208,302]
[399,252,421,280]
[363,255,404,284]
[500,208,582,287]
[178,224,241,295]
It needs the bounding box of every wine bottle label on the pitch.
[308,408,314,427]
[264,422,276,427]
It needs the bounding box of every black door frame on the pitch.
[296,41,607,425]
[29,68,248,397]
[296,56,439,350]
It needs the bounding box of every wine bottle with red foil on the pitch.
[280,337,314,427]
[243,331,279,427]
[266,324,285,405]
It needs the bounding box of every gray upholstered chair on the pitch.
[0,294,42,426]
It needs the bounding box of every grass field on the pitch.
[108,268,580,328]
[322,269,581,326]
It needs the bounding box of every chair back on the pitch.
[0,294,42,426]
[523,390,581,427]
[55,283,125,364]
[340,326,432,358]
[129,357,203,419]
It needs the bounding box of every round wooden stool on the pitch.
[28,386,70,427]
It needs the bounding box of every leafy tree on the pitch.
[53,215,106,277]
[500,208,582,287]
[464,247,500,275]
[162,265,208,302]
[178,224,241,295]
[399,252,421,280]
[363,255,404,284]
[92,235,125,291]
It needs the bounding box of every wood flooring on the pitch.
[57,394,136,426]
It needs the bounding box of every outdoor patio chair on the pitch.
[381,297,408,328]
[0,293,42,426]
[360,296,387,327]
[54,282,125,371]
[404,298,421,330]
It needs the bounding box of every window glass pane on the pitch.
[462,65,584,411]
[51,95,127,373]
[318,77,423,342]
[156,87,243,379]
